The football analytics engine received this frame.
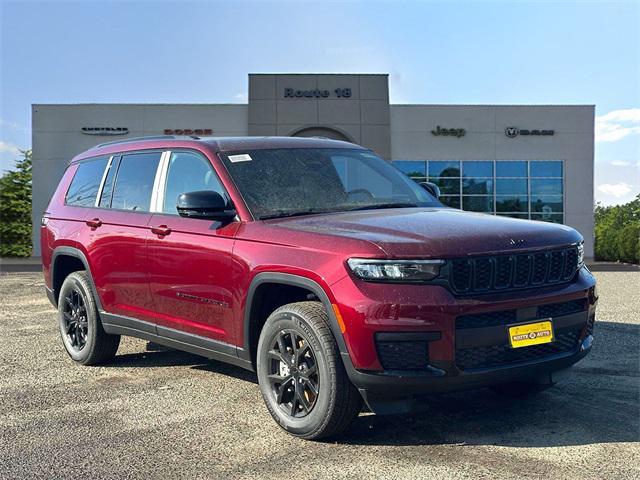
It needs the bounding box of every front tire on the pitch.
[256,301,362,440]
[58,271,120,365]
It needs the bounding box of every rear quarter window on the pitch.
[65,156,109,207]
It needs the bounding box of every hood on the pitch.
[268,207,582,258]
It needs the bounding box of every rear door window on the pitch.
[65,156,109,206]
[111,152,161,211]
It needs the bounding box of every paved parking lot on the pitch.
[0,271,638,479]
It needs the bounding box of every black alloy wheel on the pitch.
[267,329,320,418]
[256,301,362,439]
[58,271,120,365]
[62,288,88,351]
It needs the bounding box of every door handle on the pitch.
[151,225,172,236]
[86,218,102,229]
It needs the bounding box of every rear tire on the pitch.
[256,301,362,440]
[58,271,120,365]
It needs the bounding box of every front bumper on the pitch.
[342,336,591,413]
[331,268,597,412]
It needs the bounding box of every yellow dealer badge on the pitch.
[508,320,554,349]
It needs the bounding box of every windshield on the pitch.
[221,148,442,219]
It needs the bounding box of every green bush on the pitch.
[0,150,32,257]
[594,194,640,264]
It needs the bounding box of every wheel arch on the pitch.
[51,246,102,310]
[242,273,348,368]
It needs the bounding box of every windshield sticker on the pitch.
[228,154,252,163]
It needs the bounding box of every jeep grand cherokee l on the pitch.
[41,136,597,439]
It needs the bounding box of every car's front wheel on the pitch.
[256,301,362,440]
[58,271,120,365]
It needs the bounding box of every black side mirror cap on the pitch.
[419,181,441,199]
[176,190,237,222]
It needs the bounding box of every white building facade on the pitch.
[32,73,594,257]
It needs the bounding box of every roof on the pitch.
[73,136,362,162]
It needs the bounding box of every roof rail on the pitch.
[91,135,201,149]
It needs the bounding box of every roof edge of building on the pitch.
[390,103,596,107]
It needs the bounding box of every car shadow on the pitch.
[109,346,259,384]
[107,321,638,447]
[337,320,640,447]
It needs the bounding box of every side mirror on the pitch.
[419,181,441,199]
[177,190,237,222]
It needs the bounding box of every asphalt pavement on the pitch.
[0,271,638,479]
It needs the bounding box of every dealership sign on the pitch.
[164,129,213,135]
[505,127,554,138]
[284,88,352,98]
[431,126,466,138]
[81,127,129,136]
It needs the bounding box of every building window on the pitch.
[393,160,564,223]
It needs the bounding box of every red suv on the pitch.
[42,136,597,439]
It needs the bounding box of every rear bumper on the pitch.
[344,336,592,414]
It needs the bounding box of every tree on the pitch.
[0,150,32,257]
[594,193,640,264]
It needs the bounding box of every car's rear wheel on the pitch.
[58,271,120,365]
[256,301,362,440]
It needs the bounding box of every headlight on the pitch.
[347,258,444,282]
[577,242,585,268]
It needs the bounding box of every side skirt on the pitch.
[101,312,254,372]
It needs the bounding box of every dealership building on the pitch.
[32,73,595,257]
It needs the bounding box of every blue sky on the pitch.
[1,0,638,205]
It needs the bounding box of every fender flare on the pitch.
[241,272,349,362]
[50,246,103,311]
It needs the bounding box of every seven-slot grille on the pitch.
[449,246,579,294]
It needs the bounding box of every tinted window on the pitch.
[496,161,527,177]
[429,161,460,178]
[66,157,109,206]
[463,161,493,177]
[531,178,563,195]
[463,196,492,212]
[393,160,426,178]
[496,178,528,195]
[530,161,562,177]
[463,178,493,194]
[496,195,528,212]
[162,152,227,214]
[111,152,161,211]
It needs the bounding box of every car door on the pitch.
[83,151,162,322]
[146,150,239,344]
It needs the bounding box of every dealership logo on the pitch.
[509,238,526,247]
[81,127,129,136]
[505,127,554,138]
[284,88,352,98]
[164,129,213,135]
[431,125,466,138]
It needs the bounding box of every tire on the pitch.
[256,301,362,440]
[58,271,120,365]
[490,380,553,398]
